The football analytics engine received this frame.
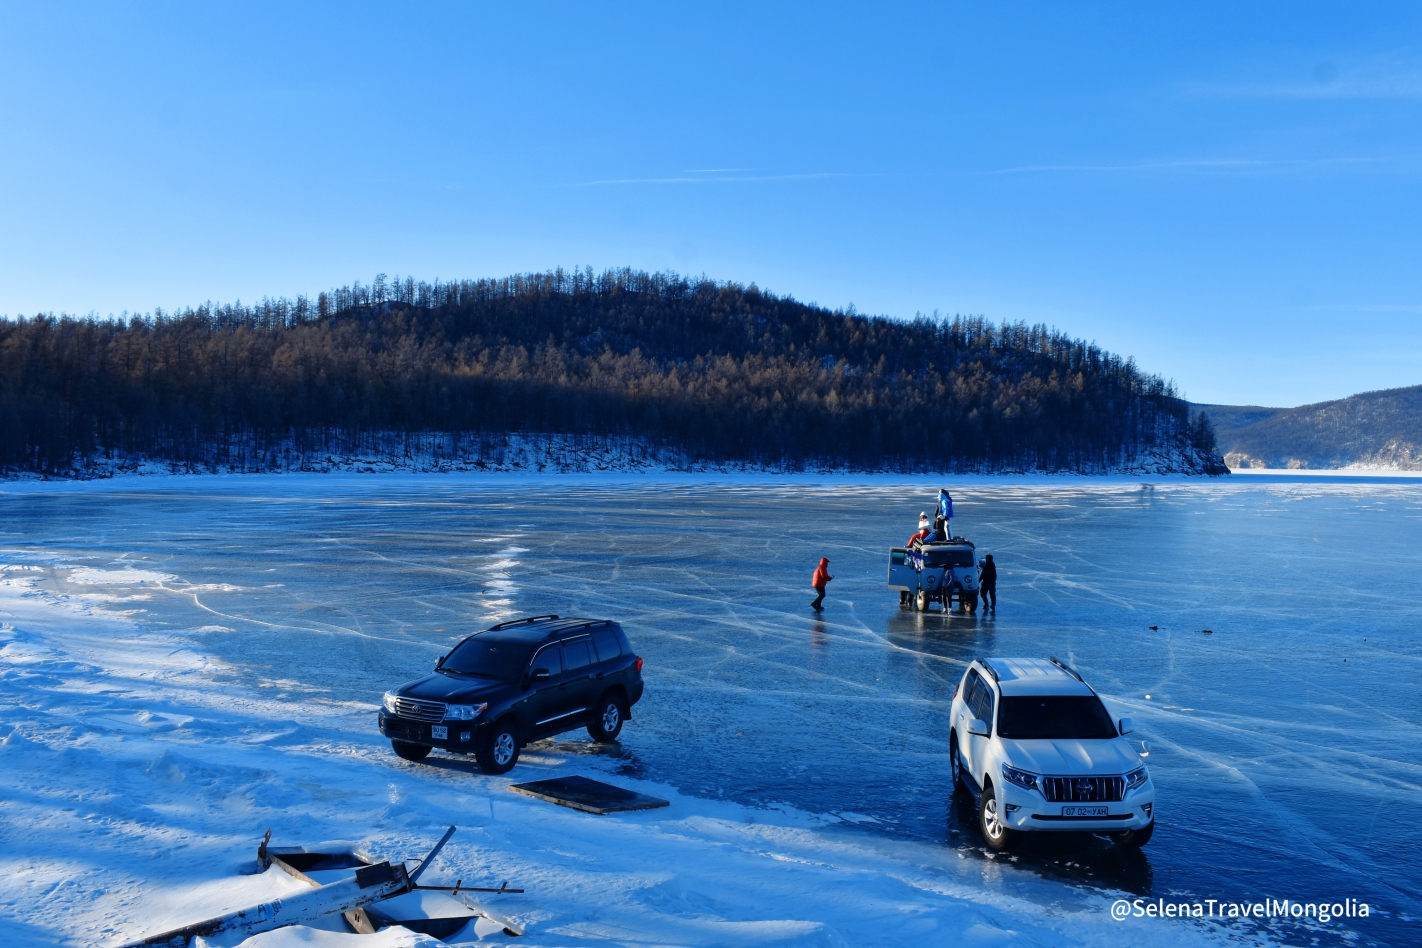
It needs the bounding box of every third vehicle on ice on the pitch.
[888,538,981,612]
[949,656,1155,850]
[379,614,644,775]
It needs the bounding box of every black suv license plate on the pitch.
[1062,805,1109,817]
[431,725,448,740]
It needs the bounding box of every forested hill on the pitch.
[0,269,1226,476]
[1200,384,1422,470]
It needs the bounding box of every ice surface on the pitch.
[1,472,1418,946]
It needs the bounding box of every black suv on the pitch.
[378,614,645,774]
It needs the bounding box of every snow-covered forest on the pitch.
[0,269,1226,476]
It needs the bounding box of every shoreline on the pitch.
[3,466,1422,496]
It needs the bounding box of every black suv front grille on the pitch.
[1041,775,1125,803]
[384,718,423,740]
[393,697,446,723]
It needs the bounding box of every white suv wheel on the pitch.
[979,784,1011,850]
[983,798,1003,839]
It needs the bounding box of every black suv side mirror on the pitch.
[435,655,446,671]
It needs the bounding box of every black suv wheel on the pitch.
[587,691,625,743]
[391,740,431,762]
[476,719,521,775]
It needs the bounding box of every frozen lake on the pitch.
[4,474,1420,946]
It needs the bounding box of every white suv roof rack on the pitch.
[981,657,1095,696]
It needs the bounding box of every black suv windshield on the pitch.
[442,638,533,681]
[997,695,1118,740]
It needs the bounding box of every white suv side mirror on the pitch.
[1118,716,1134,735]
[968,717,990,737]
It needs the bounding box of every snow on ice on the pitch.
[0,545,1238,947]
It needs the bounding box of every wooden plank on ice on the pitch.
[257,831,378,934]
[119,861,412,947]
[450,893,526,937]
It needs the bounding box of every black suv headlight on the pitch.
[443,703,488,721]
[1001,764,1040,792]
[382,691,398,714]
[1125,765,1149,791]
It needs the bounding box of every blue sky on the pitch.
[2,2,1420,407]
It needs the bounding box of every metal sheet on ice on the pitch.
[510,775,669,814]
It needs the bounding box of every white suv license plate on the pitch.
[1062,805,1109,817]
[431,725,448,740]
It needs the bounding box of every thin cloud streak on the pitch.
[986,156,1380,176]
[569,171,888,187]
[572,156,1396,189]
[1300,304,1422,314]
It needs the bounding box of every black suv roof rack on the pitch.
[488,614,560,631]
[552,619,613,636]
[978,658,1000,682]
[1048,655,1083,681]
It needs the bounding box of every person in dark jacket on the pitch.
[811,557,833,611]
[979,554,997,612]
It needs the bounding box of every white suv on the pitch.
[949,656,1155,850]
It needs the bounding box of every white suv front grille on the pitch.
[1041,775,1125,803]
[392,696,446,723]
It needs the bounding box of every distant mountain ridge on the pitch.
[1196,384,1422,470]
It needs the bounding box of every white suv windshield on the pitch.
[997,695,1117,740]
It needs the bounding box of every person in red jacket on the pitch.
[811,557,833,611]
[907,512,932,548]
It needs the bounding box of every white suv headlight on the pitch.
[382,691,398,714]
[443,703,488,721]
[1001,764,1040,792]
[1125,765,1149,791]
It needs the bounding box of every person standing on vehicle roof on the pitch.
[937,489,953,534]
[979,554,997,612]
[811,557,833,611]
